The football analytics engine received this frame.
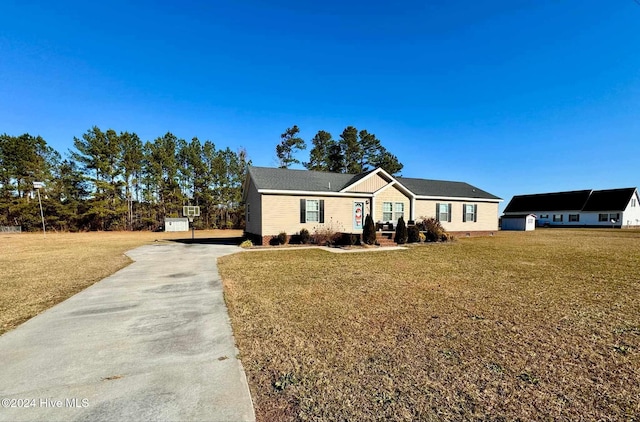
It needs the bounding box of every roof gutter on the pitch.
[258,189,373,198]
[414,195,502,203]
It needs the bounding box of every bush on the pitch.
[407,225,421,243]
[339,233,361,246]
[299,228,311,244]
[312,219,343,246]
[239,239,253,248]
[363,214,376,245]
[441,232,455,242]
[394,217,408,244]
[417,217,447,242]
[276,231,288,245]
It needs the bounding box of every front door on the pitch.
[353,201,364,231]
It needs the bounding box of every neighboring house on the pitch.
[164,217,189,232]
[503,188,640,228]
[243,166,502,245]
[501,214,536,231]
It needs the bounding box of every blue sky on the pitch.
[1,0,639,212]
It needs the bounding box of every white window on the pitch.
[464,204,476,222]
[569,214,579,222]
[382,202,393,221]
[599,213,608,222]
[539,214,549,219]
[394,202,404,222]
[437,203,451,222]
[553,214,563,222]
[610,213,620,222]
[306,199,319,222]
[632,198,637,207]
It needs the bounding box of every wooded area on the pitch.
[0,128,249,231]
[276,125,403,175]
[1,124,404,232]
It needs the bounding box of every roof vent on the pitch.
[328,182,331,190]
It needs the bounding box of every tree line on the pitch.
[0,127,249,232]
[276,125,404,175]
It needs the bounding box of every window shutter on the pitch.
[300,199,306,223]
[473,204,477,222]
[319,200,325,223]
[436,203,441,221]
[462,203,467,222]
[448,203,452,222]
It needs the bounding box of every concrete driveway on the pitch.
[0,241,255,422]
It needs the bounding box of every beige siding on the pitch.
[374,185,410,223]
[244,180,262,235]
[414,199,499,231]
[346,173,388,193]
[261,194,370,236]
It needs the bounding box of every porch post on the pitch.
[370,196,375,221]
[410,196,416,221]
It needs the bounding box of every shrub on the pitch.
[362,214,376,245]
[407,225,421,243]
[417,217,447,242]
[339,233,360,246]
[394,217,408,244]
[299,228,311,244]
[276,231,288,245]
[441,232,455,242]
[312,219,343,246]
[239,239,253,248]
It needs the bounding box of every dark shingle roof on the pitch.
[504,188,637,213]
[504,190,592,213]
[247,167,354,192]
[582,188,636,211]
[397,177,501,200]
[247,166,501,200]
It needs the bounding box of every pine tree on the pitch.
[339,126,362,174]
[363,214,377,245]
[394,216,408,244]
[276,125,306,168]
[304,130,333,171]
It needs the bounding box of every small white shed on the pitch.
[164,217,189,232]
[501,214,536,231]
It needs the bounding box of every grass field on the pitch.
[219,229,640,421]
[0,229,243,335]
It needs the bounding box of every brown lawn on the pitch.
[219,229,640,421]
[0,229,242,335]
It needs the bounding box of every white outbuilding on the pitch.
[164,217,189,232]
[501,214,536,231]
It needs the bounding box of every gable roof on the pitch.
[582,188,637,211]
[246,166,501,200]
[504,190,592,213]
[504,188,637,213]
[397,177,501,200]
[247,167,354,192]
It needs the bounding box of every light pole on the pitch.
[33,182,46,236]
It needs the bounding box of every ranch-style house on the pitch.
[243,166,502,245]
[503,187,640,228]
